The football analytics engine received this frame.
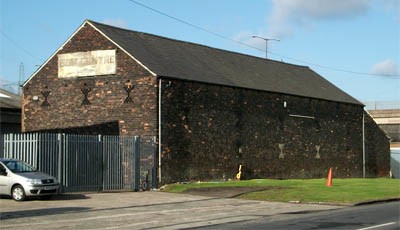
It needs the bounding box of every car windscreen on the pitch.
[3,160,37,173]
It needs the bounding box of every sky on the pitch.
[0,0,399,105]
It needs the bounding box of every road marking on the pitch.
[93,221,160,230]
[357,222,397,230]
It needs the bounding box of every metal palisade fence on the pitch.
[0,133,157,193]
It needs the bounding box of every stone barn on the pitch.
[22,20,390,184]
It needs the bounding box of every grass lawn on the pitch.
[162,178,400,204]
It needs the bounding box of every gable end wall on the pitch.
[22,23,158,136]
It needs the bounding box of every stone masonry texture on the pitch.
[160,79,390,183]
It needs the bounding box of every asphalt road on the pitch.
[0,192,340,229]
[196,201,400,230]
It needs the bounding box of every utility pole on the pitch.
[19,62,24,95]
[252,36,280,59]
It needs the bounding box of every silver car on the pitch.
[0,158,59,201]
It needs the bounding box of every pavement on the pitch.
[0,191,342,229]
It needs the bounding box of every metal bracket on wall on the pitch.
[289,114,315,119]
[278,143,285,159]
[123,85,134,104]
[315,145,321,159]
[81,84,92,106]
[41,90,51,107]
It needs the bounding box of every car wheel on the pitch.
[12,185,26,201]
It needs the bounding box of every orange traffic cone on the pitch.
[326,167,333,187]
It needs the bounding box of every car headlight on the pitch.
[26,179,42,185]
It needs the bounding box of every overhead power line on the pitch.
[0,29,40,60]
[127,0,399,78]
[127,0,264,52]
[267,51,400,79]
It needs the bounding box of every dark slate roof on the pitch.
[89,20,362,105]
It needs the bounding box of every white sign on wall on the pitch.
[58,50,116,78]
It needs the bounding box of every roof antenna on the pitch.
[252,36,280,59]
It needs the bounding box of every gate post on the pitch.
[57,133,64,193]
[133,136,140,191]
[98,134,103,192]
[0,133,4,158]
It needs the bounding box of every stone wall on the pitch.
[22,23,158,136]
[160,79,388,183]
[364,112,390,176]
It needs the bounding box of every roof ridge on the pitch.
[87,19,309,69]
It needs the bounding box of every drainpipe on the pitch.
[158,78,162,183]
[362,111,366,178]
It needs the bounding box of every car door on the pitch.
[0,163,12,195]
